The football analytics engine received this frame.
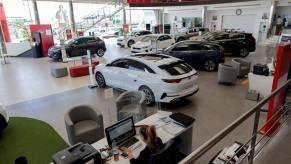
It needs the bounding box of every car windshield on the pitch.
[64,39,75,45]
[159,61,193,76]
[141,36,156,42]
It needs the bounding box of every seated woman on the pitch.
[121,125,163,164]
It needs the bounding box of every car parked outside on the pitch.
[48,36,106,61]
[163,41,225,71]
[94,53,199,105]
[190,32,256,57]
[117,30,153,48]
[131,34,175,53]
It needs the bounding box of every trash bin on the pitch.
[32,42,43,58]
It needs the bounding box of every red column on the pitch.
[0,3,11,42]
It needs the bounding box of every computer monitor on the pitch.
[105,116,136,147]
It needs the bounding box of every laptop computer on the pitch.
[105,116,139,148]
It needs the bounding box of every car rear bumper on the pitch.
[158,85,199,103]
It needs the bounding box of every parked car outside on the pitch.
[94,53,199,105]
[163,41,225,71]
[190,31,256,57]
[131,34,175,53]
[117,30,153,48]
[48,36,106,61]
[174,27,209,42]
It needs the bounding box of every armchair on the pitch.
[231,58,251,77]
[116,91,146,122]
[64,105,104,145]
[218,64,237,85]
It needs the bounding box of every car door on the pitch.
[103,59,129,89]
[126,59,155,91]
[86,38,98,54]
[71,38,88,57]
[169,43,203,67]
[157,35,173,50]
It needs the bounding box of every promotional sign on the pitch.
[66,29,72,40]
[123,24,129,34]
[77,31,84,37]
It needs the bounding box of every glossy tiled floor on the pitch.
[2,38,288,163]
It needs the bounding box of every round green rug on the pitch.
[0,117,68,164]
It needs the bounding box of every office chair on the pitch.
[150,139,177,164]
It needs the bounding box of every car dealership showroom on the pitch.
[1,0,291,163]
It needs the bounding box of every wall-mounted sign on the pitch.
[236,9,242,16]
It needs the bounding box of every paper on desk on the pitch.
[162,122,184,135]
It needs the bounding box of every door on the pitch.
[126,59,155,91]
[71,38,89,57]
[103,59,128,89]
[157,35,173,50]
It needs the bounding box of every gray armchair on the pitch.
[116,91,146,122]
[231,58,251,77]
[218,64,237,85]
[64,105,104,145]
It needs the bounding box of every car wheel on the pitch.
[177,37,185,42]
[128,40,135,48]
[97,49,105,57]
[95,72,106,88]
[204,60,216,71]
[139,86,155,106]
[239,48,249,57]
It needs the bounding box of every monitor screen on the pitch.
[105,117,136,147]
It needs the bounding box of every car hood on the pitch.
[132,41,151,48]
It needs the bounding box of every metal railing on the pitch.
[179,79,291,164]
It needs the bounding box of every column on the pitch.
[122,2,126,37]
[32,0,40,24]
[201,6,207,28]
[129,7,132,32]
[69,0,76,35]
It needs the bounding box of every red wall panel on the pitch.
[0,3,11,42]
[30,24,54,57]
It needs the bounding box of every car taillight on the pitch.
[162,79,182,83]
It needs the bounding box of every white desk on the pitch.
[92,111,193,164]
[248,72,274,97]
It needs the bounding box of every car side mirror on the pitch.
[106,63,112,66]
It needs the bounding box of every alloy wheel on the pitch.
[128,40,134,48]
[204,60,216,71]
[239,48,249,57]
[140,87,154,105]
[96,73,106,88]
[97,49,105,57]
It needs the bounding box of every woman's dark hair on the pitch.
[140,125,159,149]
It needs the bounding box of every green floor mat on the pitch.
[0,117,68,164]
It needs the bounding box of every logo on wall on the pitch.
[212,16,218,21]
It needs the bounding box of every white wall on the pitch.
[205,6,271,41]
[162,1,273,41]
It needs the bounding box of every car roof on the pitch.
[126,53,181,66]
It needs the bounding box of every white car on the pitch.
[117,30,152,48]
[94,53,199,105]
[131,34,175,53]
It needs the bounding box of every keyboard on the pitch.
[120,137,139,148]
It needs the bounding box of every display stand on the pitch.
[87,50,98,89]
[261,43,291,136]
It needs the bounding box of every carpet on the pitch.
[0,117,68,164]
